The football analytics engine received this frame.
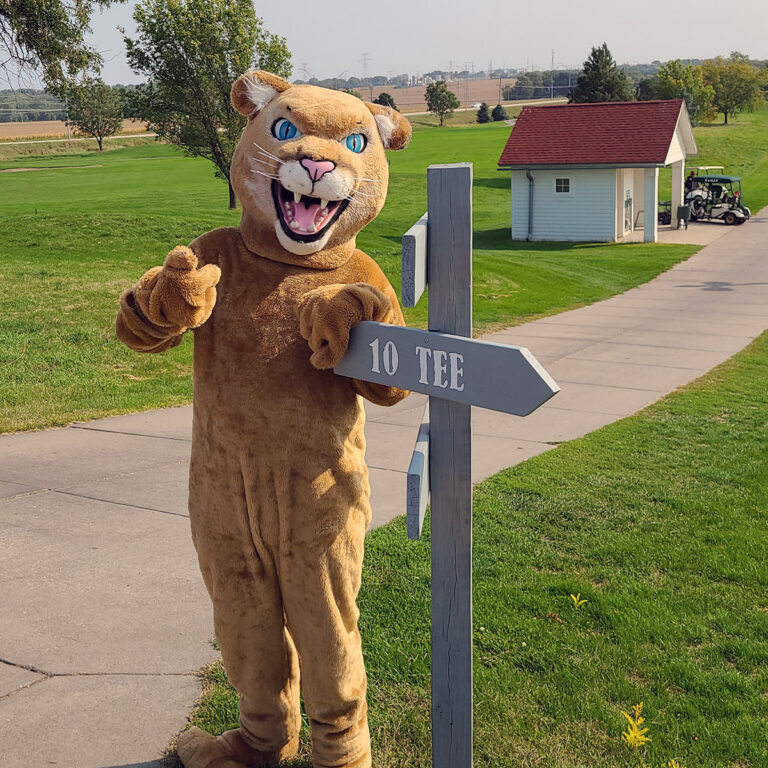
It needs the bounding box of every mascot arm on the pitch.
[348,280,409,407]
[116,245,221,354]
[297,278,409,407]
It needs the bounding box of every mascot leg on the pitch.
[180,448,302,768]
[278,470,372,768]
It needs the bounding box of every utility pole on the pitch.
[299,62,313,81]
[360,52,370,97]
[551,49,555,98]
[462,62,468,103]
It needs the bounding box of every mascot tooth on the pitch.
[115,70,412,768]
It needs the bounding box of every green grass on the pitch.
[693,106,768,212]
[172,329,768,768]
[659,103,768,211]
[7,108,759,432]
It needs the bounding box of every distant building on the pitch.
[497,100,697,243]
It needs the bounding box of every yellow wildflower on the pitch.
[570,593,588,610]
[621,702,651,749]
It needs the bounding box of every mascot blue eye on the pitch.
[343,133,366,153]
[272,118,299,141]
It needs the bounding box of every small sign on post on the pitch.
[406,404,429,540]
[335,163,559,768]
[401,213,428,308]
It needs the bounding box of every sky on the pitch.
[88,0,768,85]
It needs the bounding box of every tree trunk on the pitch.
[228,181,237,210]
[97,136,103,151]
[724,111,729,125]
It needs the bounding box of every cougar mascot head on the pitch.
[116,70,413,768]
[231,70,411,267]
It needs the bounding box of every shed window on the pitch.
[555,178,570,193]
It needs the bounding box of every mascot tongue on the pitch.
[281,194,337,235]
[294,199,324,231]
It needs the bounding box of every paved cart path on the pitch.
[2,213,767,767]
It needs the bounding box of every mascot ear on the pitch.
[365,103,412,150]
[231,70,291,118]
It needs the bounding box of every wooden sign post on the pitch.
[335,163,559,767]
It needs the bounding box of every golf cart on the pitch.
[685,171,751,225]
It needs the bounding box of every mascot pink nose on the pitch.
[300,158,335,183]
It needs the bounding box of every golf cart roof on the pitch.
[696,175,741,183]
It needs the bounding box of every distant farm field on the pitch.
[0,118,147,141]
[368,77,519,112]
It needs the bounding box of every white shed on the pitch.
[497,100,697,243]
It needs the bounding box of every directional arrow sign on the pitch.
[407,403,430,540]
[334,321,559,417]
[401,212,428,307]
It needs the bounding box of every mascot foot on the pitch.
[177,726,299,768]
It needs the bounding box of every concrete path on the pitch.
[639,218,732,247]
[1,211,767,767]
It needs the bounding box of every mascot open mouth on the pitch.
[272,181,349,243]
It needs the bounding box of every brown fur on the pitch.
[115,72,412,768]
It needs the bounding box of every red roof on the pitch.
[498,99,685,167]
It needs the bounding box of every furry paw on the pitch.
[133,246,221,331]
[176,727,246,768]
[297,282,393,370]
[177,726,298,768]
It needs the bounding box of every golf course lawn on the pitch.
[0,120,696,433]
[174,328,768,768]
[2,104,767,433]
[658,103,768,209]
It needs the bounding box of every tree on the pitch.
[635,78,655,101]
[650,60,716,124]
[0,0,118,87]
[476,102,490,123]
[373,92,397,110]
[124,0,291,208]
[66,78,123,150]
[504,76,532,100]
[570,43,634,103]
[491,103,508,121]
[425,80,459,126]
[343,88,362,100]
[702,53,767,124]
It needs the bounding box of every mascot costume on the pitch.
[116,71,412,768]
